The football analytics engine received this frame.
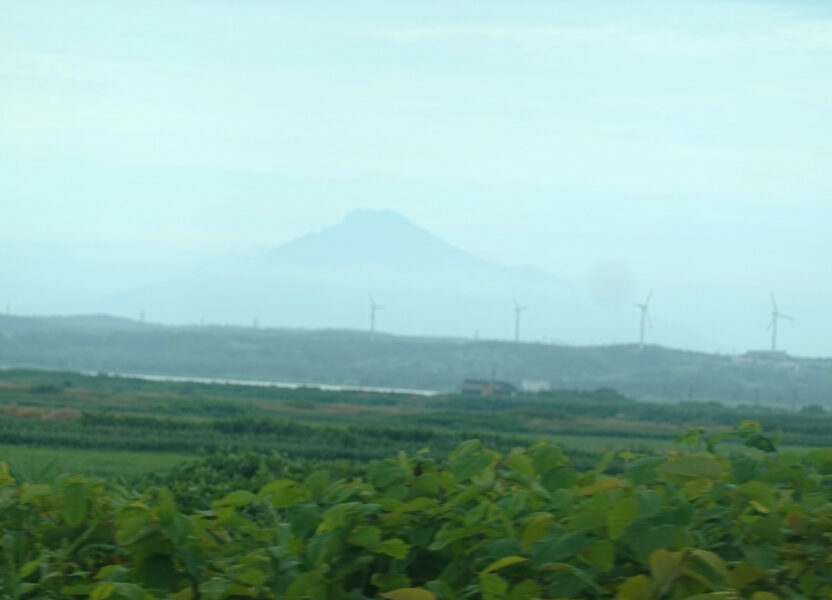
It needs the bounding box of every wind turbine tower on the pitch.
[768,293,792,352]
[513,299,527,343]
[634,291,652,349]
[369,296,383,340]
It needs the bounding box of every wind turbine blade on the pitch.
[781,313,793,321]
[770,292,778,312]
[645,289,653,306]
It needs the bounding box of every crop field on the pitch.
[2,422,831,599]
[2,369,832,598]
[0,368,831,478]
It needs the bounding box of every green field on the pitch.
[1,368,830,481]
[0,444,188,480]
[3,423,831,599]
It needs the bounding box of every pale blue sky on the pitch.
[2,0,831,353]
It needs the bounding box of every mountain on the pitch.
[259,210,562,285]
[83,210,711,348]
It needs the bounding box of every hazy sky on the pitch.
[2,0,831,354]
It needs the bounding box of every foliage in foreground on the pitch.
[1,423,832,600]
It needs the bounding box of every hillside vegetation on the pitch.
[2,315,831,408]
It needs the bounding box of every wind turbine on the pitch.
[767,293,792,352]
[369,296,383,339]
[634,291,652,349]
[513,299,527,343]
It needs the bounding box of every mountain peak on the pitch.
[262,210,475,270]
[340,209,415,228]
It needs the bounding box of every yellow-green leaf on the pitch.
[650,549,683,595]
[607,495,638,539]
[580,539,614,572]
[578,476,623,496]
[658,456,724,481]
[62,481,88,528]
[521,513,554,550]
[19,557,42,578]
[378,538,411,559]
[614,575,652,600]
[380,588,438,600]
[213,489,256,508]
[90,582,116,600]
[480,556,527,574]
[751,593,779,600]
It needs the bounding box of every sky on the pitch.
[2,0,831,354]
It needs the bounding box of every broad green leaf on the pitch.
[676,428,705,447]
[317,502,357,532]
[607,495,638,539]
[285,569,322,598]
[480,555,527,574]
[213,489,256,508]
[507,579,542,600]
[750,593,780,600]
[479,573,508,600]
[171,587,194,600]
[378,538,411,559]
[413,473,439,496]
[624,457,663,486]
[530,530,588,568]
[742,432,776,452]
[449,439,481,462]
[260,479,309,508]
[90,582,116,600]
[688,549,727,578]
[199,580,229,600]
[373,573,412,591]
[113,583,146,600]
[61,585,93,596]
[236,567,266,587]
[380,588,438,600]
[62,481,88,527]
[650,549,683,595]
[614,575,652,600]
[657,455,724,481]
[578,476,622,496]
[303,470,330,496]
[728,564,767,588]
[505,449,534,475]
[451,452,493,481]
[579,539,614,572]
[19,557,42,578]
[521,513,554,549]
[20,483,52,503]
[156,487,177,523]
[531,445,563,475]
[544,563,603,593]
[348,525,381,549]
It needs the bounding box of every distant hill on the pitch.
[84,210,712,349]
[1,314,829,409]
[0,314,155,333]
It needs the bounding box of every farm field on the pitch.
[3,421,831,599]
[1,368,831,479]
[0,444,188,480]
